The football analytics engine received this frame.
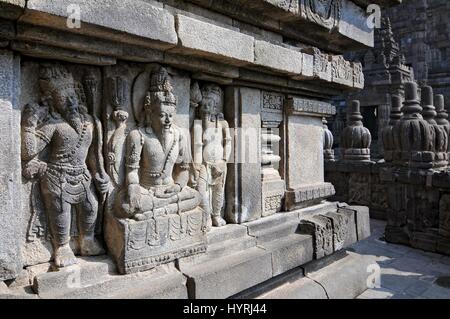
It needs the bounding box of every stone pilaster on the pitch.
[0,49,22,281]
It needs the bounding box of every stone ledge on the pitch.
[233,249,375,299]
[254,40,303,75]
[173,14,255,65]
[21,0,178,50]
[285,183,336,211]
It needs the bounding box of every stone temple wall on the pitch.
[0,0,400,299]
[386,0,450,103]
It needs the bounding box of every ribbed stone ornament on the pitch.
[382,95,402,163]
[340,100,371,162]
[393,82,434,168]
[323,117,335,161]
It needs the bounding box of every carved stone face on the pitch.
[201,94,222,115]
[52,86,80,117]
[152,102,175,131]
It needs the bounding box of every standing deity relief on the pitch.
[21,62,110,267]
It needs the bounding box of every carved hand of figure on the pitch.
[155,184,181,198]
[127,183,142,213]
[189,163,202,187]
[23,159,47,180]
[94,173,110,194]
[211,160,227,179]
[21,103,48,128]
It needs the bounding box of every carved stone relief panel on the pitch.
[20,61,107,268]
[300,0,342,30]
[104,64,209,274]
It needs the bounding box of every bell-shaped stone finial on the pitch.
[421,86,437,124]
[323,117,335,161]
[340,100,371,162]
[403,82,422,118]
[435,94,449,126]
[392,82,435,169]
[389,95,403,125]
[382,94,403,162]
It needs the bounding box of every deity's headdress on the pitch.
[39,63,75,96]
[145,66,177,111]
[201,84,223,108]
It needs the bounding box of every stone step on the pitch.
[206,224,249,245]
[262,233,314,276]
[182,247,273,299]
[177,232,257,270]
[206,236,257,260]
[35,262,188,299]
[32,256,112,297]
[250,222,300,244]
[244,212,299,233]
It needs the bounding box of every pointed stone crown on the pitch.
[39,63,75,94]
[146,66,177,109]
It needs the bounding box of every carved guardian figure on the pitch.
[21,64,110,267]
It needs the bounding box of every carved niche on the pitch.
[21,62,109,268]
[104,64,209,274]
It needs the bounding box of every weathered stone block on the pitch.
[104,209,207,275]
[349,205,371,241]
[303,251,374,299]
[184,247,272,299]
[32,257,111,296]
[24,0,178,49]
[0,50,21,281]
[254,40,303,75]
[175,14,254,65]
[265,234,314,276]
[299,215,334,259]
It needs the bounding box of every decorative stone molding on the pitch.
[299,0,342,30]
[285,182,336,210]
[286,97,336,117]
[352,61,364,89]
[331,55,354,87]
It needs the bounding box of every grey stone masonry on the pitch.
[0,49,22,281]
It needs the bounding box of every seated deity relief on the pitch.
[104,66,209,274]
[114,67,202,220]
[20,63,110,268]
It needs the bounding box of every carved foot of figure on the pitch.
[54,243,78,268]
[79,235,105,256]
[212,215,227,227]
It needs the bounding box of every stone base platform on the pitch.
[1,201,371,299]
[233,250,374,299]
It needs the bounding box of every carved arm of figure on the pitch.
[124,129,145,213]
[171,131,191,194]
[222,118,232,164]
[21,103,51,179]
[87,115,110,196]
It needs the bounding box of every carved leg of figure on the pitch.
[211,167,227,227]
[197,164,212,229]
[77,185,105,256]
[42,191,77,267]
